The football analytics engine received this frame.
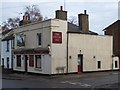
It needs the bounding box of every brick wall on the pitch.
[104,20,120,56]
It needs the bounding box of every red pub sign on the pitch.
[52,32,62,44]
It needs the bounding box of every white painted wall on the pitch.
[28,54,51,74]
[13,19,68,74]
[68,34,113,72]
[51,19,67,74]
[1,40,13,69]
[14,20,51,49]
[13,19,52,74]
[13,19,116,74]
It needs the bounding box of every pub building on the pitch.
[13,6,119,75]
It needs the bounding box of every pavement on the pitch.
[2,71,120,81]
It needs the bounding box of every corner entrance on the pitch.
[77,54,83,73]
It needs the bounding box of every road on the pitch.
[2,72,120,89]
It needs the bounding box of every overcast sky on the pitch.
[0,0,120,34]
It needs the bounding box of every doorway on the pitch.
[24,55,28,73]
[77,54,83,73]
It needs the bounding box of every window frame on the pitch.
[97,61,101,69]
[2,58,4,67]
[37,33,42,46]
[35,55,42,69]
[6,40,9,52]
[115,61,118,68]
[16,55,21,67]
[29,55,34,67]
[16,34,25,47]
[7,57,9,68]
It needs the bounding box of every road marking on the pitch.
[69,82,77,85]
[61,81,91,87]
[61,81,70,83]
[112,73,118,75]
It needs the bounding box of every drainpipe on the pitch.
[66,32,69,74]
[111,57,114,74]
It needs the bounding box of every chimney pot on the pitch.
[84,10,87,14]
[60,6,63,11]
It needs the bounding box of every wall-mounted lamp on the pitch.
[93,56,96,59]
[47,44,51,56]
[80,50,81,54]
[69,56,71,59]
[47,44,50,49]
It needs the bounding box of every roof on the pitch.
[2,29,13,35]
[103,20,120,31]
[2,29,14,41]
[13,47,49,54]
[2,34,14,41]
[68,22,98,35]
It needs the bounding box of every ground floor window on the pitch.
[29,55,34,67]
[2,58,4,66]
[16,55,21,67]
[7,57,9,68]
[115,61,118,68]
[35,55,41,69]
[97,61,101,69]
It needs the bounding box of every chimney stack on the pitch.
[78,10,89,33]
[19,12,30,26]
[55,6,67,20]
[23,12,30,24]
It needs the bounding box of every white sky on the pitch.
[0,0,120,34]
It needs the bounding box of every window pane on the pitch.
[2,58,4,66]
[6,41,9,51]
[7,57,9,68]
[37,33,41,45]
[115,61,118,68]
[35,55,41,68]
[17,55,21,67]
[98,61,101,69]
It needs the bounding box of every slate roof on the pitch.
[68,22,98,35]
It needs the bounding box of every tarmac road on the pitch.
[1,71,120,89]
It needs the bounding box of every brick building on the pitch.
[103,20,120,69]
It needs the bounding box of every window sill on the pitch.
[38,45,42,47]
[6,50,9,52]
[29,66,34,67]
[34,68,42,71]
[16,67,21,69]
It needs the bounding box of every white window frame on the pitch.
[35,55,42,69]
[37,33,42,46]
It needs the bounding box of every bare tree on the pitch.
[2,17,20,30]
[24,5,43,22]
[2,5,43,30]
[68,16,78,25]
